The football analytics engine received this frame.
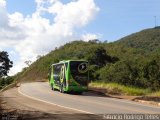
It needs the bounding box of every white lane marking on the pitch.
[31,82,160,109]
[42,82,160,109]
[19,82,160,114]
[29,82,160,111]
[18,86,94,114]
[33,82,160,111]
[38,84,150,113]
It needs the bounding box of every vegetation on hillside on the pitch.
[116,28,160,53]
[0,76,14,89]
[14,28,160,93]
[89,82,151,96]
[0,51,13,77]
[0,51,13,89]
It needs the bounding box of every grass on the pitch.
[89,82,152,96]
[148,91,160,97]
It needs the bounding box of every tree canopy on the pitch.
[0,51,13,78]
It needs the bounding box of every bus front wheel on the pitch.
[51,84,54,91]
[60,84,64,93]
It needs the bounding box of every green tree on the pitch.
[0,51,13,78]
[99,61,131,84]
[87,47,119,67]
[143,59,160,90]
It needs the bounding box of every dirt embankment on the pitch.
[89,87,160,106]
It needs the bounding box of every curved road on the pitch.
[19,82,160,114]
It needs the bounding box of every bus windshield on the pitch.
[70,61,88,86]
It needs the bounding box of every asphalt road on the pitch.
[19,82,160,114]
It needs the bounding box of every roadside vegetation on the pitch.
[0,51,13,90]
[1,27,160,96]
[89,82,152,96]
[0,77,15,90]
[149,91,160,97]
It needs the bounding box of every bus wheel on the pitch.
[51,84,54,91]
[52,86,55,91]
[77,92,83,95]
[60,85,64,93]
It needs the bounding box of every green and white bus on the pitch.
[48,60,89,94]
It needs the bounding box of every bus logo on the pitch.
[78,63,88,73]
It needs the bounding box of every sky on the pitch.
[0,0,160,75]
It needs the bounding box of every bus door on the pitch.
[53,64,62,86]
[60,65,66,87]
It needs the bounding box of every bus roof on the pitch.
[51,60,87,66]
[59,60,87,63]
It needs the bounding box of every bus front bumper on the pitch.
[67,86,88,92]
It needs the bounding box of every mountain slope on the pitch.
[116,28,160,52]
[16,41,111,82]
[15,28,160,91]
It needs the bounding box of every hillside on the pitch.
[116,27,160,52]
[15,28,160,92]
[15,41,116,82]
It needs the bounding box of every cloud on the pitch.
[0,0,100,75]
[0,0,7,27]
[82,33,102,41]
[0,2,27,48]
[0,0,6,6]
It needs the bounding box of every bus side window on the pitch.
[60,66,63,80]
[57,64,62,82]
[53,64,62,83]
[53,65,58,82]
